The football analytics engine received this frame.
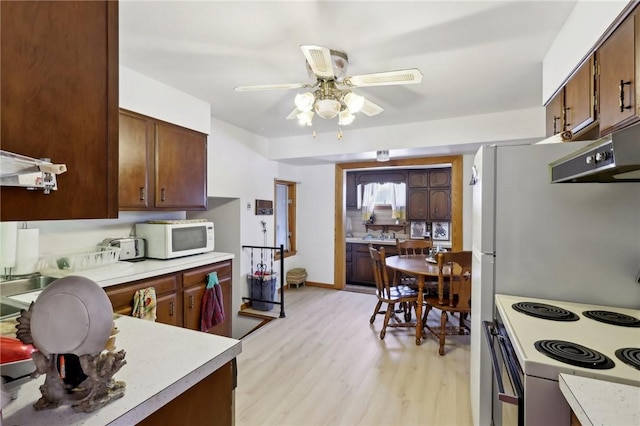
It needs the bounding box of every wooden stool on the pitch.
[286,268,307,289]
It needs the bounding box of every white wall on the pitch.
[542,0,629,103]
[268,107,546,161]
[120,66,211,134]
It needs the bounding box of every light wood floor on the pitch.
[235,286,472,426]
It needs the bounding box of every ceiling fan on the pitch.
[234,45,423,129]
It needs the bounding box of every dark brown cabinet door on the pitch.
[354,250,375,285]
[429,169,451,187]
[408,171,429,187]
[597,9,639,135]
[564,55,595,135]
[0,1,118,221]
[183,284,206,331]
[346,173,357,209]
[156,122,207,209]
[119,112,153,209]
[105,274,181,327]
[546,89,565,136]
[345,243,353,282]
[429,188,451,221]
[156,292,180,326]
[182,261,232,337]
[408,189,429,220]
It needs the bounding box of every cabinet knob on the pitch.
[161,188,166,202]
[139,187,146,201]
[189,295,195,309]
[169,301,174,316]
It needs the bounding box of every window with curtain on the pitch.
[359,182,406,220]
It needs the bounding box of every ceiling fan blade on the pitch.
[286,108,300,120]
[300,45,334,79]
[234,82,311,92]
[345,69,423,87]
[360,98,384,116]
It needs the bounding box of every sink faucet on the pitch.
[378,231,385,239]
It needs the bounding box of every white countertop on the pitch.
[559,373,640,426]
[1,314,242,425]
[8,252,234,305]
[346,237,452,248]
[44,251,234,287]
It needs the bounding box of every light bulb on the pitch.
[338,109,355,126]
[344,92,365,113]
[297,110,314,126]
[294,92,315,112]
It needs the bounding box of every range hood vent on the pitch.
[0,150,67,193]
[549,124,640,183]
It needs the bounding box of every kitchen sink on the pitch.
[0,298,30,320]
[0,274,57,298]
[0,275,57,320]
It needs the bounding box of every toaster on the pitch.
[102,237,146,261]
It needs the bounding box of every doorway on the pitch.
[334,156,464,290]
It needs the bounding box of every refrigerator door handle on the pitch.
[470,165,478,185]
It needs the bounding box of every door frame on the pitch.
[334,155,464,290]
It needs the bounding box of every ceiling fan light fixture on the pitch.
[376,150,390,162]
[338,109,355,126]
[314,98,341,119]
[294,92,315,112]
[297,110,314,126]
[344,92,364,113]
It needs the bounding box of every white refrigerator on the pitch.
[469,142,640,426]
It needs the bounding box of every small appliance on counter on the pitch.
[135,220,214,260]
[102,237,146,262]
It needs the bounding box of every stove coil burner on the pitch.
[512,302,579,321]
[615,347,640,370]
[582,310,640,328]
[534,340,615,370]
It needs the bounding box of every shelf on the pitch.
[364,223,408,233]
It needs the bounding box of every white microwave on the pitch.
[135,221,214,259]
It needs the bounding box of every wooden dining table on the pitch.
[385,254,455,345]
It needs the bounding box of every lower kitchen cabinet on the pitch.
[104,259,232,337]
[182,261,232,337]
[350,244,398,286]
[106,274,180,325]
[345,243,353,283]
[137,360,235,426]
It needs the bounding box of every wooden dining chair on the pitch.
[423,251,472,355]
[368,245,420,339]
[395,238,436,291]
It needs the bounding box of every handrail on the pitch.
[241,244,286,318]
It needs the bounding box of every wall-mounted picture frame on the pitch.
[410,221,426,239]
[432,222,450,241]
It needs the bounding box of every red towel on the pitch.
[200,277,225,331]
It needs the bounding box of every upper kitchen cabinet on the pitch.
[119,110,207,211]
[544,56,595,138]
[429,168,451,187]
[564,55,596,135]
[345,172,358,209]
[0,1,118,221]
[546,89,565,137]
[408,170,429,187]
[429,188,451,221]
[597,6,640,135]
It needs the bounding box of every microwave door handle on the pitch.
[482,321,519,405]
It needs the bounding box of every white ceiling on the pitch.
[119,0,578,161]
